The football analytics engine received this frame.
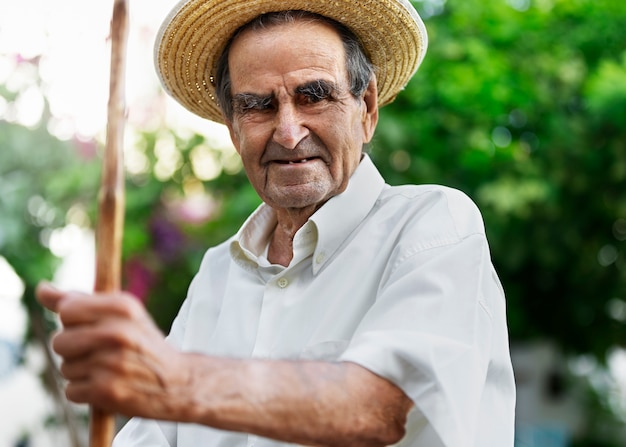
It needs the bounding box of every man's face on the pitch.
[224,20,378,212]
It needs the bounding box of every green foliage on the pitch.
[0,118,99,321]
[4,0,620,361]
[371,0,626,361]
[121,129,258,331]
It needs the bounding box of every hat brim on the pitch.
[154,0,428,124]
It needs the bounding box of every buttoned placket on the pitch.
[250,221,316,360]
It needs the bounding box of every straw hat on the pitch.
[154,0,428,124]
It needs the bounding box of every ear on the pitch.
[361,76,379,144]
[224,119,242,154]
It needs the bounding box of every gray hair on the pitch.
[214,10,376,121]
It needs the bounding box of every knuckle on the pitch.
[105,325,136,349]
[94,375,129,407]
[65,383,86,404]
[51,331,67,355]
[59,361,71,378]
[113,293,144,320]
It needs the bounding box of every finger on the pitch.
[57,291,145,327]
[59,349,125,382]
[60,348,155,383]
[57,335,189,419]
[64,373,123,410]
[35,281,65,313]
[52,319,139,359]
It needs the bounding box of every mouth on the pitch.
[274,157,320,165]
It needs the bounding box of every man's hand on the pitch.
[37,281,413,447]
[36,282,191,420]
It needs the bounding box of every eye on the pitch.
[297,80,336,105]
[232,94,274,115]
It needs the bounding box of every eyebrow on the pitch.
[294,79,340,100]
[231,92,274,114]
[231,79,342,114]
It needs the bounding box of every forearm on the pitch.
[172,355,411,447]
[36,284,411,446]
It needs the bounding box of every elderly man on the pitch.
[37,0,516,445]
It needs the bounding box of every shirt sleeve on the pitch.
[113,418,177,446]
[339,233,515,447]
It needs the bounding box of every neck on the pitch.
[267,205,318,266]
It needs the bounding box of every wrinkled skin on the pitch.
[225,20,378,266]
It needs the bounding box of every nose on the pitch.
[272,103,309,149]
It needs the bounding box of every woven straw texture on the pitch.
[155,0,428,123]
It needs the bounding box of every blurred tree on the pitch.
[373,0,626,360]
[0,109,102,348]
[0,103,101,446]
[120,128,258,330]
[371,1,626,442]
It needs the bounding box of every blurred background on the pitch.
[0,0,624,445]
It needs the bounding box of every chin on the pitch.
[267,186,335,210]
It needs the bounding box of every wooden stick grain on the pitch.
[92,0,129,446]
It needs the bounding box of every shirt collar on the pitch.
[309,154,385,274]
[230,203,276,271]
[230,154,385,274]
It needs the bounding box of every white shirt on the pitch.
[114,155,516,446]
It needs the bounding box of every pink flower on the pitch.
[124,258,155,303]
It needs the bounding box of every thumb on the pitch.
[35,281,65,313]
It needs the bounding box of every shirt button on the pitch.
[315,252,326,264]
[277,277,289,288]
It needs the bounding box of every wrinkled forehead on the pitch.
[227,20,349,91]
[226,13,349,64]
[230,11,349,47]
[230,17,345,54]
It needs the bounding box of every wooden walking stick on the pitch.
[92,0,129,445]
